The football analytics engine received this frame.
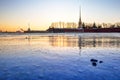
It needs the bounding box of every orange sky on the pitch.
[0,0,120,32]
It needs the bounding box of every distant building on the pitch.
[28,27,31,31]
[50,22,77,29]
[27,23,31,31]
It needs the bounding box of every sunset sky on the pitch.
[0,0,120,32]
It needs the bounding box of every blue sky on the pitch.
[0,0,120,31]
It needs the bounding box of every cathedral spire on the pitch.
[78,6,82,28]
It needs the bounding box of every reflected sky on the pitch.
[0,34,120,80]
[0,34,120,57]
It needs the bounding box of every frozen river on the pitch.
[0,33,120,80]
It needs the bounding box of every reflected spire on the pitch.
[78,36,82,56]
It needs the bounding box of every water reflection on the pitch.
[49,36,120,48]
[49,36,78,47]
[1,35,119,49]
[0,35,120,80]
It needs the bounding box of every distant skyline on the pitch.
[0,0,120,32]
